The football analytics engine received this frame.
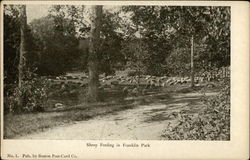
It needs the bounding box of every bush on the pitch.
[127,70,143,77]
[162,79,230,140]
[5,72,49,113]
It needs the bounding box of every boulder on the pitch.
[207,82,216,88]
[55,103,64,109]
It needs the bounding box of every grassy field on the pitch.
[3,84,159,138]
[4,72,219,139]
[4,100,136,139]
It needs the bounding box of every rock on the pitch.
[196,83,201,87]
[169,114,175,119]
[69,89,78,94]
[62,76,67,80]
[55,103,63,108]
[207,83,215,88]
[145,76,150,80]
[106,76,112,79]
[111,84,116,89]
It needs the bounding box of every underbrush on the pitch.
[162,79,230,140]
[4,73,49,113]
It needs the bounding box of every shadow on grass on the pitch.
[3,84,212,139]
[140,86,211,124]
[143,112,175,123]
[4,101,135,139]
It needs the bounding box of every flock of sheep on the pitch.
[101,75,194,87]
[53,74,207,88]
[51,67,230,91]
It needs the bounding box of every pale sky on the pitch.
[26,5,121,23]
[26,5,50,23]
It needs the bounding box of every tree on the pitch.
[190,35,194,87]
[98,10,124,74]
[204,7,230,68]
[87,5,103,102]
[121,32,149,86]
[17,5,27,111]
[167,6,230,76]
[121,6,230,78]
[122,6,174,76]
[165,7,210,87]
[30,11,80,75]
[4,5,21,84]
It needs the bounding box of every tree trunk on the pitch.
[190,35,194,88]
[87,6,102,102]
[17,5,27,112]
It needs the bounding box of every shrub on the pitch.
[5,71,49,113]
[162,79,230,140]
[127,70,143,77]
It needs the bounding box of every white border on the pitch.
[1,1,249,160]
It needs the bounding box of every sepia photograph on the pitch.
[1,1,250,160]
[2,3,231,140]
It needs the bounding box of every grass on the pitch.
[4,101,135,139]
[4,82,217,139]
[4,85,165,139]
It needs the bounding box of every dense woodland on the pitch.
[4,5,230,79]
[4,5,230,140]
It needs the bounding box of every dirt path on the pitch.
[18,92,217,140]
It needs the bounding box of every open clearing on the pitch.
[16,91,217,140]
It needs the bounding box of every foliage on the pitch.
[164,48,190,76]
[5,71,49,113]
[98,11,125,74]
[162,79,230,140]
[122,6,174,75]
[204,7,230,68]
[30,12,80,76]
[4,6,20,84]
[121,38,149,75]
[4,5,38,84]
[127,70,143,77]
[168,6,230,69]
[4,5,230,78]
[3,5,231,112]
[122,6,230,76]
